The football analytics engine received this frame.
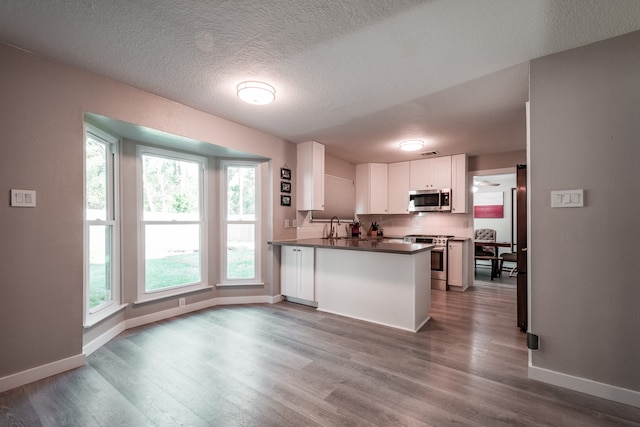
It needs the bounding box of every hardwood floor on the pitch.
[2,282,640,426]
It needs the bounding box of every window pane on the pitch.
[227,166,255,221]
[88,225,112,309]
[145,224,201,291]
[86,137,108,220]
[143,154,200,221]
[226,223,255,279]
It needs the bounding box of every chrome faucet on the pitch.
[329,216,340,238]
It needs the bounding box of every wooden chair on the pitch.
[474,228,496,270]
[500,251,518,277]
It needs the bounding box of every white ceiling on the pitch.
[2,0,640,164]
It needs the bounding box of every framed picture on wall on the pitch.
[280,167,291,180]
[280,195,291,206]
[473,191,504,218]
[280,181,291,193]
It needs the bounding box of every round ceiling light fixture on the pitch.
[399,140,424,151]
[236,81,276,105]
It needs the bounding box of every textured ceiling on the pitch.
[2,0,640,163]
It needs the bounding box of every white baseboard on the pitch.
[316,308,423,333]
[216,294,279,305]
[83,322,127,356]
[125,294,280,329]
[1,295,281,393]
[0,354,85,393]
[125,297,219,329]
[529,365,640,408]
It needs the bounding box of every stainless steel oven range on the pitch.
[403,235,454,290]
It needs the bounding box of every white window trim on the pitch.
[135,145,208,303]
[220,160,262,286]
[84,124,123,326]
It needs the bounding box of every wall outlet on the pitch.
[284,219,290,229]
[179,298,185,307]
[292,219,297,227]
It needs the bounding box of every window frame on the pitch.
[84,124,124,326]
[220,160,262,285]
[136,145,209,303]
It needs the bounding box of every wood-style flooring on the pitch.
[2,280,639,426]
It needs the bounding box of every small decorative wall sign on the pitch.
[280,181,291,193]
[280,195,291,206]
[280,167,291,180]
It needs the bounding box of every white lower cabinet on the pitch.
[281,246,315,302]
[447,240,469,290]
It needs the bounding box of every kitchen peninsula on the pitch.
[269,238,432,332]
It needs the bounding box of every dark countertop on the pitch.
[268,237,433,255]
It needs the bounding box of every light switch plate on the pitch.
[551,189,583,208]
[10,189,37,207]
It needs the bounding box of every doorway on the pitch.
[471,170,517,282]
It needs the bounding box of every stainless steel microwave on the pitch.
[408,188,451,212]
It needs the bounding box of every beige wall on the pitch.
[468,150,526,172]
[325,153,356,180]
[0,42,295,378]
[295,152,356,239]
[530,31,640,392]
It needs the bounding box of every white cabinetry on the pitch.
[356,163,388,214]
[409,157,452,190]
[387,161,410,214]
[451,154,468,214]
[447,240,469,290]
[281,246,315,302]
[297,141,325,211]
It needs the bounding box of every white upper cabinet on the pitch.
[409,157,452,190]
[387,161,410,214]
[356,163,388,214]
[451,154,468,214]
[297,141,325,211]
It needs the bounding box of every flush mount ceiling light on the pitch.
[399,140,424,151]
[236,81,276,105]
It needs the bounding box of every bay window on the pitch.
[84,125,120,324]
[137,146,207,301]
[221,161,261,284]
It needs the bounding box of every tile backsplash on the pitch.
[296,211,474,239]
